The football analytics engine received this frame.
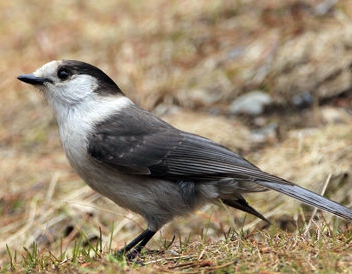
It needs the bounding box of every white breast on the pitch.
[58,96,133,173]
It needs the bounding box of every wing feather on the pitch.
[87,105,290,185]
[87,105,352,220]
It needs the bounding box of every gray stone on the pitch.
[229,91,272,115]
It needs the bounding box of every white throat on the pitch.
[58,95,133,169]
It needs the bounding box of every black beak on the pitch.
[17,74,50,85]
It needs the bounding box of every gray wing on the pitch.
[87,105,352,220]
[87,105,282,183]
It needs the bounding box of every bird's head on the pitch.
[18,60,126,122]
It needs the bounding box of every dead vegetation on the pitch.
[1,0,352,273]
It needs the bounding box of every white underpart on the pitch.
[59,96,133,168]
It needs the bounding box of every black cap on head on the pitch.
[58,60,124,96]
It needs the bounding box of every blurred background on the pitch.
[1,0,352,264]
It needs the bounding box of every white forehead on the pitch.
[33,60,63,77]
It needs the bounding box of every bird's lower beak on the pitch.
[17,74,49,85]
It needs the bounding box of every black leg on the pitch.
[118,228,156,259]
[132,229,156,253]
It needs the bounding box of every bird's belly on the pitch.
[66,153,205,230]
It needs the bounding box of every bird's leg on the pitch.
[117,228,156,259]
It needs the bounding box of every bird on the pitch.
[17,60,352,258]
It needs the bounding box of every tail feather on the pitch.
[256,181,352,220]
[222,198,270,223]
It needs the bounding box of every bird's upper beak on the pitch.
[17,74,50,85]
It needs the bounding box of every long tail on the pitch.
[256,181,352,220]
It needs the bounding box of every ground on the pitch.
[1,0,352,273]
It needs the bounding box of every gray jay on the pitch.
[18,60,352,258]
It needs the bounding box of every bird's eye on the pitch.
[57,68,71,80]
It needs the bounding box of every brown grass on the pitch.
[1,0,352,273]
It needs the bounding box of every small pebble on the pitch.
[229,90,272,115]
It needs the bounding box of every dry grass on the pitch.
[1,0,352,273]
[2,222,352,273]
